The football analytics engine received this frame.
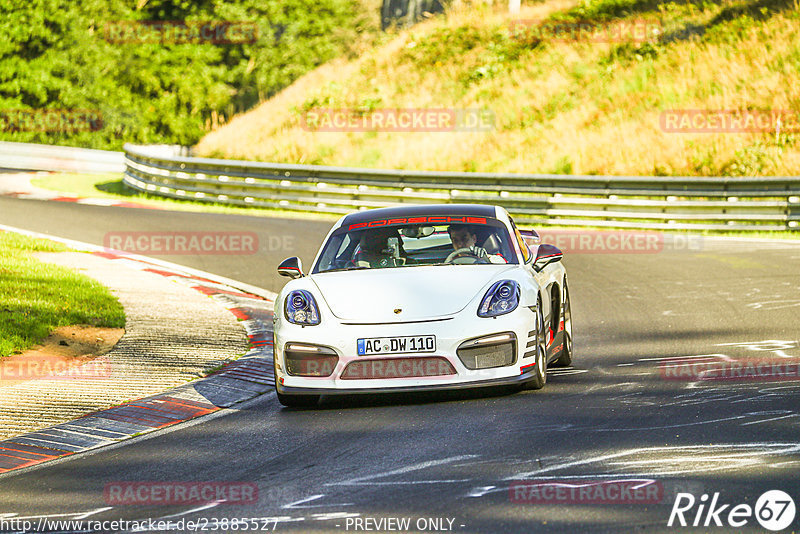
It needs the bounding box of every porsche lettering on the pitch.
[348,216,487,231]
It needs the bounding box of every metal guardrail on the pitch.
[121,143,798,231]
[0,141,125,174]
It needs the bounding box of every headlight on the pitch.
[478,280,520,317]
[285,290,321,325]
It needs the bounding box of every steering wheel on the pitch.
[445,247,484,264]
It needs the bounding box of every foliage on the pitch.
[0,0,379,149]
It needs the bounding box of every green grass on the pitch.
[31,173,126,200]
[0,232,126,358]
[30,173,341,222]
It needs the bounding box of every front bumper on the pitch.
[274,307,538,395]
[276,365,539,395]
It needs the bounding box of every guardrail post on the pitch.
[788,196,800,230]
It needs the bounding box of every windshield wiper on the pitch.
[320,266,371,273]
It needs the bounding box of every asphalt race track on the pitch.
[1,195,799,533]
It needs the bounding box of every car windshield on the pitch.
[313,218,518,273]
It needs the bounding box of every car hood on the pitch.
[310,265,517,323]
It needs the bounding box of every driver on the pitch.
[447,225,490,261]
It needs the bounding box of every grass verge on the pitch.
[0,232,126,358]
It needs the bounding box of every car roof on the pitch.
[339,204,499,229]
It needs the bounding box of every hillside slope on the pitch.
[195,0,800,177]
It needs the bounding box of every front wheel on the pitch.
[526,301,547,390]
[275,366,320,407]
[277,391,320,408]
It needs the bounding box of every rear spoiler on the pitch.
[519,229,541,247]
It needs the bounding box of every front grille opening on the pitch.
[457,333,516,370]
[285,344,338,377]
[341,357,456,379]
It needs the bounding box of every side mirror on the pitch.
[533,244,563,272]
[519,228,541,247]
[278,257,304,279]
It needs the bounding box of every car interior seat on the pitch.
[481,232,502,255]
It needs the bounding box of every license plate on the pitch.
[357,335,436,356]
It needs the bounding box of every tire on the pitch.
[526,300,547,390]
[553,282,573,367]
[274,366,320,408]
[277,391,320,408]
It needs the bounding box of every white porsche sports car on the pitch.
[273,204,572,407]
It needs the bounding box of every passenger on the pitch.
[353,228,405,268]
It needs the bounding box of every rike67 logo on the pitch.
[668,490,796,531]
